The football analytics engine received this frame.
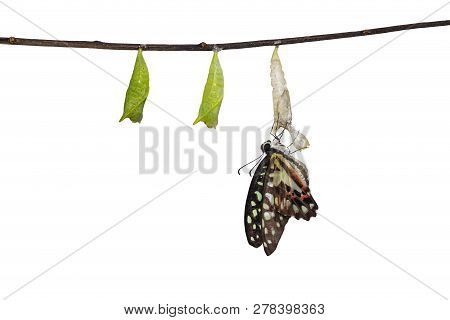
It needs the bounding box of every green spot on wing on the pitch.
[193,51,224,129]
[119,48,150,123]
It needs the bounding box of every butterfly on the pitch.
[244,139,318,255]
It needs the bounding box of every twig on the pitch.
[1,20,450,51]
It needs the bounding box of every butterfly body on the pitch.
[244,140,318,255]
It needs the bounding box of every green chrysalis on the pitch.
[120,48,150,123]
[193,51,224,129]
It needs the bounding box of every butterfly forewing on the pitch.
[244,156,270,248]
[259,153,294,255]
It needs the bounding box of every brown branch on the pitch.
[1,20,450,51]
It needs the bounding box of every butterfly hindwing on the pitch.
[269,153,318,220]
[284,154,318,215]
[244,156,270,248]
[260,208,290,255]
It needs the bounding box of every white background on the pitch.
[1,0,449,318]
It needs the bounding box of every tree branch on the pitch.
[1,20,450,51]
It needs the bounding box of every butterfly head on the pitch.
[261,140,272,153]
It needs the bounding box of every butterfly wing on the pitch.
[258,152,318,255]
[244,155,270,248]
[258,153,292,255]
[284,154,319,216]
[269,153,318,220]
[260,207,290,256]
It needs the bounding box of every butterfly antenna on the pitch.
[238,153,263,175]
[248,155,264,176]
